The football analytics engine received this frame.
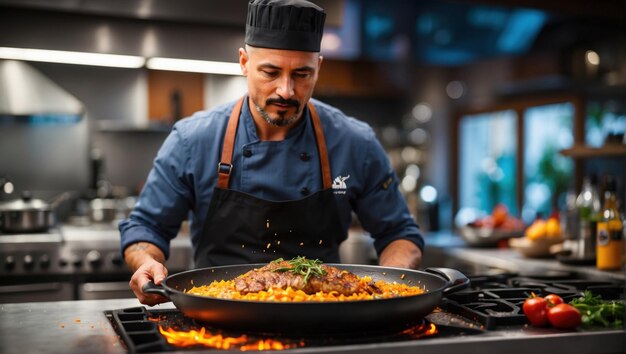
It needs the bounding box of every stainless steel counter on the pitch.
[425,231,625,281]
[0,298,624,354]
[0,231,623,354]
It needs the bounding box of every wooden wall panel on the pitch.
[148,70,204,122]
[315,59,405,97]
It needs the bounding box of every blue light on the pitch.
[422,48,478,66]
[467,7,508,28]
[417,13,435,35]
[365,15,394,39]
[27,114,82,125]
[497,9,546,53]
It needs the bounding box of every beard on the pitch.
[253,97,302,127]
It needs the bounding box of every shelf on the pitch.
[559,144,626,158]
[96,120,173,133]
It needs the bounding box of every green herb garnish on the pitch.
[271,256,327,283]
[570,290,625,328]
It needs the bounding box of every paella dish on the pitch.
[186,257,425,302]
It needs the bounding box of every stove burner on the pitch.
[442,274,625,330]
[105,307,481,353]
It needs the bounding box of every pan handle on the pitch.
[141,281,170,299]
[424,267,470,296]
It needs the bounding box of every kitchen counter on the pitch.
[0,298,624,354]
[0,231,623,354]
[425,231,625,281]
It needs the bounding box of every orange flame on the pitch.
[401,323,438,338]
[158,326,298,351]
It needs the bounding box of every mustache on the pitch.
[266,97,300,108]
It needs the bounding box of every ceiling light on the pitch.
[585,50,600,66]
[0,47,145,68]
[147,57,241,75]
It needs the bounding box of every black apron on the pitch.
[195,97,346,267]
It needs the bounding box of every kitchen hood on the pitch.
[0,59,83,116]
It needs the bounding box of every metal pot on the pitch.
[88,198,118,223]
[0,192,54,233]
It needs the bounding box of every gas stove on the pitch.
[105,307,483,353]
[0,225,192,302]
[105,272,625,353]
[442,272,625,329]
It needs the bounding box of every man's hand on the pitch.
[378,239,422,269]
[124,242,170,306]
[128,258,169,305]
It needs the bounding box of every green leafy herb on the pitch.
[570,290,625,328]
[271,256,327,283]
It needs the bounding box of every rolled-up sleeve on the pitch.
[119,125,194,259]
[354,132,424,255]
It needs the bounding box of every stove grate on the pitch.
[441,274,625,330]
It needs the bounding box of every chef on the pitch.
[120,0,424,305]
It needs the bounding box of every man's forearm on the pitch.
[378,239,422,269]
[124,242,166,272]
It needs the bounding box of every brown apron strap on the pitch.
[217,97,332,190]
[217,97,244,189]
[307,102,332,190]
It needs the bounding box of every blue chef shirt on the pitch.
[119,97,424,261]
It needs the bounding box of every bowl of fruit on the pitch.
[508,215,563,258]
[459,204,525,247]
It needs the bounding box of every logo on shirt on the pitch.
[332,175,350,194]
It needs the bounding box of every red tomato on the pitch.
[523,296,549,326]
[547,304,582,329]
[545,294,564,306]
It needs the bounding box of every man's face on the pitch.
[239,46,323,127]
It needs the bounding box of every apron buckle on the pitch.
[217,162,233,175]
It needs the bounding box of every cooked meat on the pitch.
[234,260,381,296]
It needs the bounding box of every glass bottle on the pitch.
[575,175,601,259]
[560,188,579,253]
[596,177,624,270]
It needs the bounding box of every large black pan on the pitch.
[143,264,469,333]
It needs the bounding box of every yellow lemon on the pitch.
[546,218,561,239]
[525,220,547,241]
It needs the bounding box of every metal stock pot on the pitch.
[0,192,54,233]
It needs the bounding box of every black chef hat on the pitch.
[246,0,326,52]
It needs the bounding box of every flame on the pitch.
[158,326,297,351]
[401,322,438,338]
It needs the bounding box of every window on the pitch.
[459,110,517,218]
[585,100,626,147]
[456,99,578,226]
[523,103,574,221]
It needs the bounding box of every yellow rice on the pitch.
[186,276,425,302]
